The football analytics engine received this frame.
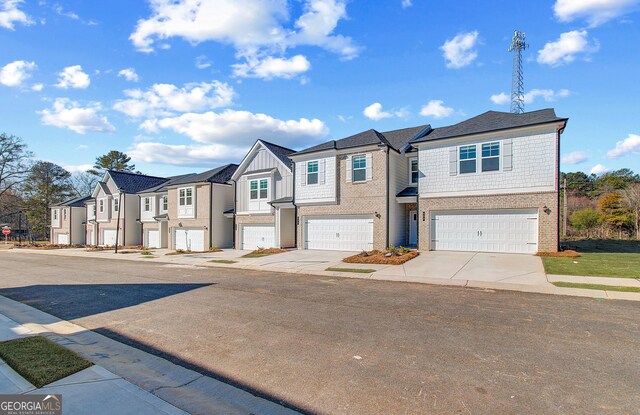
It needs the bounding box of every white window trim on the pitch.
[98,199,105,213]
[456,141,503,176]
[177,187,195,219]
[143,197,151,212]
[52,208,60,227]
[480,141,501,173]
[352,154,367,183]
[113,194,120,213]
[160,195,168,213]
[249,178,269,201]
[409,157,418,186]
[458,144,477,175]
[306,160,319,186]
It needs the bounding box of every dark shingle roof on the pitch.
[260,140,295,169]
[168,164,238,186]
[293,125,429,156]
[54,195,92,207]
[108,170,168,194]
[396,187,418,197]
[411,109,567,144]
[138,173,197,194]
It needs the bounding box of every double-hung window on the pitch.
[481,142,500,172]
[161,196,168,212]
[99,200,104,213]
[352,155,367,182]
[250,179,268,200]
[179,188,192,207]
[459,145,477,174]
[53,210,58,221]
[63,209,67,220]
[144,197,151,212]
[307,161,319,185]
[113,197,119,212]
[410,158,419,185]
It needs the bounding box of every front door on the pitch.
[409,210,418,245]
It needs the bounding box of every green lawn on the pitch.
[0,336,92,387]
[208,259,237,264]
[241,253,273,258]
[552,282,640,293]
[542,253,640,278]
[326,267,377,274]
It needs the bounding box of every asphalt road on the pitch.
[0,252,638,414]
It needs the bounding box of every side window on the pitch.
[459,145,476,174]
[114,197,119,212]
[99,200,104,213]
[481,142,500,172]
[307,161,319,185]
[53,209,58,220]
[259,179,268,199]
[352,155,367,182]
[162,196,168,211]
[144,197,150,212]
[179,188,193,206]
[410,158,418,184]
[250,180,258,200]
[63,209,67,220]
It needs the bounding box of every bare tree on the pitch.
[623,183,640,239]
[71,171,99,196]
[0,133,33,201]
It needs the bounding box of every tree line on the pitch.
[0,133,137,240]
[561,169,640,240]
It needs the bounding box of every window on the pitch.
[53,210,58,220]
[114,197,119,212]
[410,159,419,184]
[481,142,500,172]
[352,155,367,182]
[179,188,193,206]
[250,180,258,200]
[250,179,268,200]
[99,200,104,213]
[459,145,476,174]
[259,179,268,199]
[307,161,319,185]
[161,196,168,212]
[144,197,150,212]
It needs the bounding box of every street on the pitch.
[0,252,638,414]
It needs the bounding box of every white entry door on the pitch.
[304,216,374,251]
[174,228,205,252]
[102,229,117,246]
[56,234,69,245]
[146,230,160,248]
[431,209,538,254]
[241,225,275,250]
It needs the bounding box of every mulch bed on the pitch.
[536,249,581,258]
[343,250,419,265]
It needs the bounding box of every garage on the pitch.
[430,209,538,254]
[146,229,160,249]
[56,234,69,245]
[102,229,117,246]
[304,216,374,251]
[241,225,275,250]
[174,228,205,252]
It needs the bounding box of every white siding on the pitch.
[140,196,156,222]
[211,183,234,249]
[388,152,410,246]
[419,130,557,197]
[295,155,337,204]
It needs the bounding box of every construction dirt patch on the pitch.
[343,250,419,265]
[536,250,581,258]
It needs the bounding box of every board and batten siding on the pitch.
[418,130,557,197]
[236,147,293,213]
[211,183,234,248]
[295,155,337,204]
[388,151,410,246]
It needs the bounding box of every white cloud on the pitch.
[401,0,413,8]
[140,109,329,148]
[362,102,408,121]
[607,133,640,158]
[56,65,91,89]
[440,31,479,69]
[553,0,640,26]
[117,68,139,82]
[113,81,236,118]
[31,83,43,91]
[39,98,116,134]
[129,0,359,78]
[0,0,33,30]
[561,151,588,164]
[419,100,455,119]
[53,4,79,20]
[490,92,510,105]
[63,163,93,173]
[195,55,212,69]
[232,54,311,79]
[590,164,612,175]
[537,30,599,66]
[0,60,35,87]
[129,142,248,166]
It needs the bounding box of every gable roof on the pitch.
[411,109,567,144]
[106,170,169,194]
[293,124,429,156]
[231,140,295,180]
[168,163,238,186]
[137,173,197,194]
[52,195,92,207]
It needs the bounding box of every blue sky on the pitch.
[1,0,639,177]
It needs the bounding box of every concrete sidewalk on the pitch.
[5,247,640,301]
[0,296,301,415]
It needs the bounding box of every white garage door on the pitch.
[56,234,69,245]
[431,209,538,254]
[102,229,117,246]
[146,230,160,249]
[242,225,275,250]
[304,216,374,251]
[174,228,205,252]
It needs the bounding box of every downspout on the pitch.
[122,193,126,247]
[231,179,237,249]
[69,208,72,245]
[416,146,420,250]
[556,127,561,252]
[210,182,214,250]
[139,195,144,248]
[385,146,390,249]
[292,161,297,248]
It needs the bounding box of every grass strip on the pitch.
[552,282,640,293]
[326,267,376,274]
[208,259,238,264]
[0,336,92,388]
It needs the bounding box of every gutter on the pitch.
[231,179,237,249]
[385,145,390,249]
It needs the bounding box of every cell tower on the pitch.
[508,30,528,114]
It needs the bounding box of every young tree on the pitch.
[0,133,33,202]
[622,183,640,240]
[89,151,136,176]
[598,192,633,239]
[21,161,75,238]
[570,208,601,238]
